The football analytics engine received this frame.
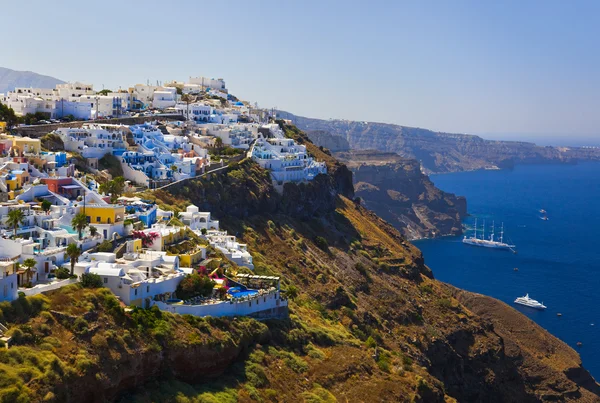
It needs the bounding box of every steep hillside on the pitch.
[278,111,600,174]
[0,67,64,94]
[336,150,466,239]
[0,124,597,402]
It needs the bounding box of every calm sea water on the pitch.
[413,162,600,379]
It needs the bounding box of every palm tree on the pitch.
[22,258,37,285]
[6,209,25,237]
[71,213,88,240]
[66,243,81,276]
[89,226,98,237]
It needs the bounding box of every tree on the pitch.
[0,103,19,129]
[6,209,25,237]
[181,94,192,120]
[81,273,103,288]
[98,176,125,203]
[214,137,223,148]
[89,225,98,237]
[97,89,112,96]
[66,243,82,276]
[71,213,88,240]
[176,273,215,300]
[22,258,37,284]
[41,200,52,214]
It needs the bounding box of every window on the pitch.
[147,286,149,293]
[96,217,101,223]
[135,289,138,296]
[104,277,108,284]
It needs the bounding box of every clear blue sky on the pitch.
[3,0,600,140]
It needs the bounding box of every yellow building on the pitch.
[0,122,6,133]
[85,205,125,225]
[178,248,206,267]
[12,137,41,155]
[131,239,142,253]
[4,170,29,193]
[161,227,186,249]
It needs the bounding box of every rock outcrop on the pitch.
[336,150,466,239]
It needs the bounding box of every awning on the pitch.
[61,185,81,190]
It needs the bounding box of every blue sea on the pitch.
[413,162,600,379]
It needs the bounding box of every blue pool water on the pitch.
[228,287,258,298]
[413,162,600,379]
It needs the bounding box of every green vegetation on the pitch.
[80,273,103,288]
[71,213,88,240]
[99,153,124,178]
[6,209,25,237]
[54,267,71,280]
[0,103,18,129]
[98,176,125,203]
[175,273,215,300]
[97,240,113,253]
[314,236,329,251]
[40,133,64,152]
[41,200,52,214]
[66,243,81,276]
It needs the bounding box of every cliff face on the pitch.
[336,150,466,239]
[279,111,600,174]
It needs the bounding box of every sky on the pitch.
[2,0,600,141]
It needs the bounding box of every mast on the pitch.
[491,220,495,242]
[500,222,504,243]
[474,218,477,239]
[482,219,485,240]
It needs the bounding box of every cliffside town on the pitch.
[0,76,598,402]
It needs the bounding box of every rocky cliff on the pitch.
[336,150,466,239]
[278,111,600,174]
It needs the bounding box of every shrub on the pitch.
[97,240,113,253]
[73,317,89,335]
[284,353,308,373]
[81,273,103,288]
[314,236,329,251]
[245,362,269,388]
[176,273,215,300]
[55,267,70,279]
[438,298,452,309]
[285,285,298,299]
[365,336,377,348]
[419,284,433,294]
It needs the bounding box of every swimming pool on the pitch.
[228,287,258,298]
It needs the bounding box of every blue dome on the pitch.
[235,101,244,106]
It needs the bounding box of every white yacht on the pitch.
[463,219,516,251]
[514,294,546,310]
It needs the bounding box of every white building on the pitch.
[188,76,227,93]
[78,94,128,118]
[54,124,128,158]
[251,135,327,186]
[202,229,253,269]
[179,205,219,231]
[175,102,212,123]
[152,88,177,109]
[76,251,184,307]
